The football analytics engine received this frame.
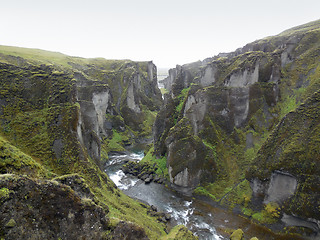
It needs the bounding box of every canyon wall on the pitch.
[154,20,320,236]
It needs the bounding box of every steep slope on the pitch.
[246,90,320,235]
[0,46,196,239]
[153,19,320,236]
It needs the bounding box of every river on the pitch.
[104,150,306,240]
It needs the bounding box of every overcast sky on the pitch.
[1,0,320,68]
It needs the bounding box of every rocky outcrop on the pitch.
[110,221,149,240]
[122,161,166,184]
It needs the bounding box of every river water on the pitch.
[104,150,306,240]
[105,151,223,239]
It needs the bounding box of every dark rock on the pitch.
[164,213,171,221]
[0,174,108,240]
[111,221,149,240]
[151,205,157,212]
[154,176,161,183]
[144,177,152,184]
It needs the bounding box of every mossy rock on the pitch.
[162,225,198,240]
[230,229,244,240]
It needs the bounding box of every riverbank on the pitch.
[105,150,313,240]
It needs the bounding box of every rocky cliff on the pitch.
[0,46,196,239]
[153,19,320,236]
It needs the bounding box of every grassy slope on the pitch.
[0,45,132,69]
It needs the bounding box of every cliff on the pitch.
[153,19,320,236]
[0,46,195,239]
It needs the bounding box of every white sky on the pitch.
[1,0,320,68]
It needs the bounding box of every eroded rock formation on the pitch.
[153,19,320,236]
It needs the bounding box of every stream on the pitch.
[104,149,306,240]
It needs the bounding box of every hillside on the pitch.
[153,19,320,237]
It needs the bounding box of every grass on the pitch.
[0,134,50,178]
[161,225,197,240]
[0,45,141,70]
[251,202,280,224]
[140,146,169,178]
[104,129,127,152]
[175,87,190,113]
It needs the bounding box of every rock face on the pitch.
[154,19,320,235]
[155,49,281,189]
[247,90,320,233]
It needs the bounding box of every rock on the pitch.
[165,225,198,240]
[144,177,152,184]
[0,174,109,240]
[111,221,149,240]
[153,19,320,236]
[164,213,171,221]
[230,229,244,240]
[151,205,157,212]
[249,237,259,240]
[140,174,148,181]
[154,176,161,183]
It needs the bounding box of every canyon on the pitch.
[1,19,320,239]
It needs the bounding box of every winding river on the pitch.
[104,149,306,240]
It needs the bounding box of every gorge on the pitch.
[1,19,320,240]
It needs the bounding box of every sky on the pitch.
[1,0,320,69]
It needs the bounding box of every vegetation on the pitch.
[161,225,198,240]
[152,18,320,237]
[2,18,320,239]
[140,146,169,179]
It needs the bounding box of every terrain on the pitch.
[1,18,320,240]
[154,19,320,238]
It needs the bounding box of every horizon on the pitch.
[1,0,320,69]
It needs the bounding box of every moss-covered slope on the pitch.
[247,90,320,221]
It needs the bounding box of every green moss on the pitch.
[241,207,254,217]
[230,229,244,240]
[140,146,168,178]
[5,219,16,228]
[140,108,157,137]
[175,87,190,113]
[0,187,11,202]
[0,135,50,177]
[104,129,127,152]
[193,186,217,201]
[221,180,252,208]
[161,225,198,240]
[252,202,281,224]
